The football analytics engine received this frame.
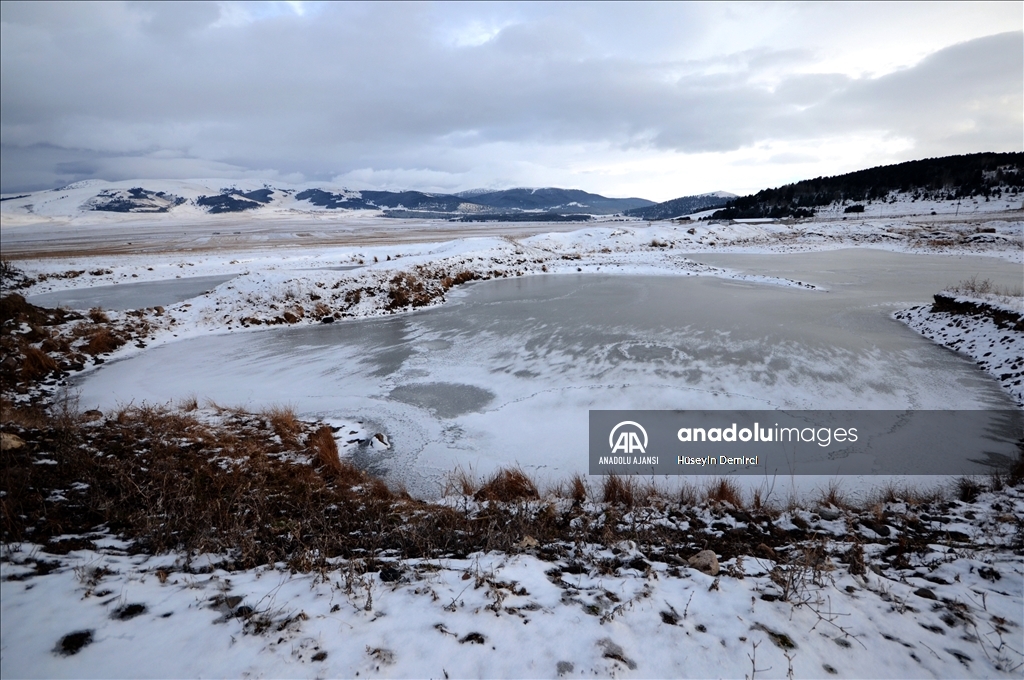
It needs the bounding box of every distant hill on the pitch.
[0,180,655,219]
[624,192,736,220]
[709,152,1024,220]
[466,188,654,215]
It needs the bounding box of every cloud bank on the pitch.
[1,2,1021,198]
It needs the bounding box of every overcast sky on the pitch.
[1,1,1021,200]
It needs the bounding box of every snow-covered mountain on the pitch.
[0,180,655,222]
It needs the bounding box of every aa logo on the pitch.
[609,421,648,454]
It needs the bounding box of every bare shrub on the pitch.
[449,271,479,286]
[88,308,109,323]
[475,467,539,502]
[602,474,635,507]
[387,272,434,310]
[951,275,1023,298]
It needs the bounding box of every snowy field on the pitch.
[3,480,1023,679]
[2,204,1022,679]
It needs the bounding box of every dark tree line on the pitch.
[624,193,733,220]
[710,152,1024,220]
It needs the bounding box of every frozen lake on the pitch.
[75,249,1022,495]
[28,275,236,311]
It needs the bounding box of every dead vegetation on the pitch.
[950,275,1024,298]
[385,267,480,311]
[1,284,155,399]
[474,467,539,502]
[3,387,1022,574]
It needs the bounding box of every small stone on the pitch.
[688,550,720,576]
[0,432,25,450]
[914,587,937,600]
[517,535,539,549]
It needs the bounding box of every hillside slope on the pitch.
[709,152,1024,220]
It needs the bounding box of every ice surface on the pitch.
[27,275,235,311]
[72,251,1022,497]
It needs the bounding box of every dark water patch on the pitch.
[389,382,494,418]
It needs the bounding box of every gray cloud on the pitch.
[1,2,1020,194]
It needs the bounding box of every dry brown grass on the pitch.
[704,477,744,508]
[816,479,849,509]
[678,481,700,507]
[602,474,635,507]
[81,327,124,355]
[21,346,58,380]
[951,275,1024,298]
[307,425,342,476]
[568,474,588,503]
[0,398,48,429]
[475,467,539,502]
[3,391,1018,574]
[442,465,478,497]
[264,405,302,449]
[178,395,199,411]
[88,307,109,323]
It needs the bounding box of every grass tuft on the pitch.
[307,425,342,476]
[81,327,124,355]
[264,405,302,449]
[475,467,539,502]
[955,476,984,503]
[568,473,588,503]
[816,479,849,509]
[704,477,744,508]
[602,474,635,507]
[442,466,477,497]
[21,346,58,380]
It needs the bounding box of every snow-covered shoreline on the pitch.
[8,215,1022,346]
[895,293,1024,408]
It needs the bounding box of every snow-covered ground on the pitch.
[3,484,1022,679]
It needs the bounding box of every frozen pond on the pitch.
[75,250,1022,495]
[28,275,235,311]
